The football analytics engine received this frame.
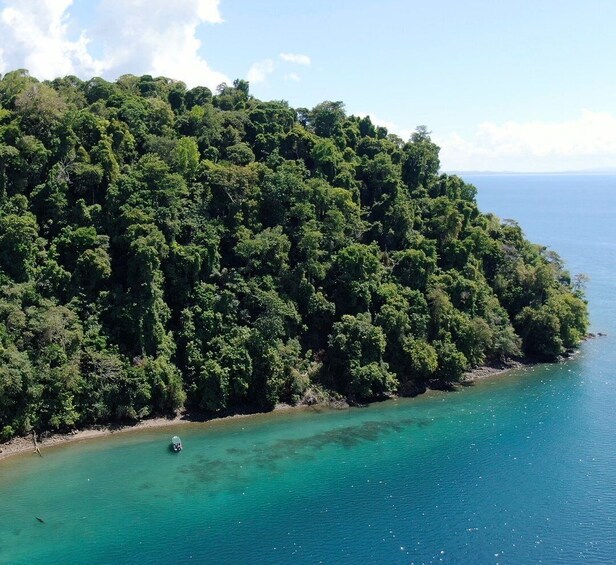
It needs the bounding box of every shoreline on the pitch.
[0,355,559,463]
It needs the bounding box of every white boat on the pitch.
[170,436,182,452]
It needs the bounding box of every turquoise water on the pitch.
[1,175,615,564]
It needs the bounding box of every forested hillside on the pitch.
[0,71,588,440]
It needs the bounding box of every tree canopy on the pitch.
[0,71,588,441]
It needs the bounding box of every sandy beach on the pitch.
[0,415,191,462]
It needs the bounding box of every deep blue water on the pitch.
[1,174,615,564]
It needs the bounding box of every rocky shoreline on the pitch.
[0,344,596,463]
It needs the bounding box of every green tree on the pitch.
[0,72,589,441]
[401,126,440,192]
[0,211,39,281]
[328,313,397,399]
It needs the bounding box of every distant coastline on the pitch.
[449,169,616,176]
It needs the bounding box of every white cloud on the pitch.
[280,52,311,66]
[0,0,229,89]
[246,59,275,84]
[195,0,224,23]
[247,52,310,85]
[0,0,105,79]
[92,0,229,88]
[436,110,616,172]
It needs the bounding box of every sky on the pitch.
[0,0,615,172]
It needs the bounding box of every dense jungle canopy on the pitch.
[0,70,588,440]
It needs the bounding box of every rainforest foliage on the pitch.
[0,70,589,440]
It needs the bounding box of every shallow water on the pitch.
[1,174,615,564]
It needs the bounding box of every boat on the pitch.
[170,436,182,452]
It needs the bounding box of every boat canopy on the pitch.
[172,436,181,445]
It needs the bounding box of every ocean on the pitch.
[1,174,615,564]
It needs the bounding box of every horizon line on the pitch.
[446,169,616,176]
